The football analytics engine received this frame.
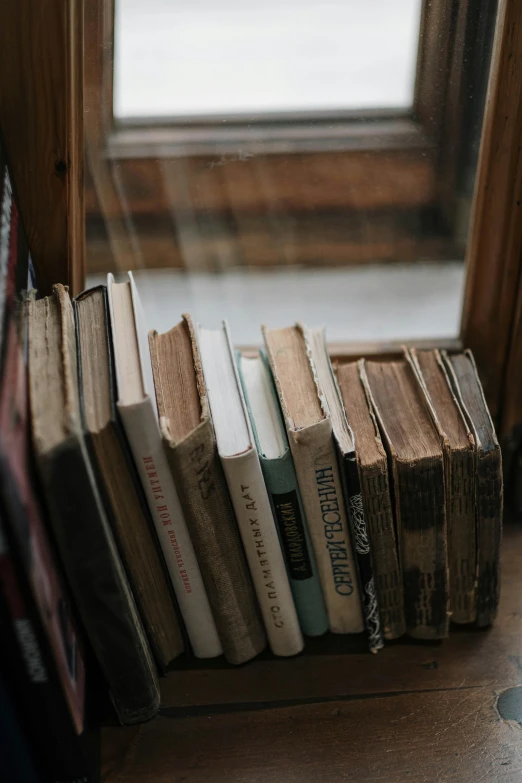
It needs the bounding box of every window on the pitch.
[85,0,497,348]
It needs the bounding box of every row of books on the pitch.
[26,273,503,723]
[0,142,503,783]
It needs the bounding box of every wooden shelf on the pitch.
[102,523,522,783]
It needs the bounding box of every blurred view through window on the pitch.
[115,0,422,117]
[85,0,497,345]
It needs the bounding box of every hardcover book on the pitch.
[308,327,383,651]
[0,305,96,782]
[28,284,160,724]
[410,349,477,624]
[199,322,303,657]
[107,273,222,659]
[75,285,184,669]
[263,325,363,635]
[149,315,266,665]
[364,358,450,639]
[237,351,329,638]
[337,361,406,640]
[442,350,503,626]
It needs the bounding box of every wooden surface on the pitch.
[102,523,522,783]
[0,0,85,295]
[461,0,522,420]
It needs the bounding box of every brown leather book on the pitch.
[149,315,266,665]
[337,361,405,640]
[409,349,477,624]
[442,350,503,627]
[364,358,450,640]
[75,285,184,669]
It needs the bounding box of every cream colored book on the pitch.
[107,272,222,659]
[199,322,304,657]
[263,324,364,634]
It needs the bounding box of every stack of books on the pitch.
[0,149,503,783]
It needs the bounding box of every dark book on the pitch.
[28,284,160,724]
[0,312,96,783]
[442,350,503,627]
[75,286,184,670]
[0,671,41,783]
[308,327,383,652]
[364,359,450,640]
[337,361,406,641]
[410,349,477,624]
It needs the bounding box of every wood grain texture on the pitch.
[0,0,85,294]
[106,690,522,783]
[461,0,522,418]
[102,525,522,783]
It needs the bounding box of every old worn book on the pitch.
[410,349,477,624]
[107,273,222,659]
[199,322,303,657]
[149,316,266,665]
[0,301,95,782]
[263,325,364,635]
[75,286,184,669]
[28,285,160,725]
[364,359,449,640]
[337,361,406,640]
[442,350,503,626]
[308,327,382,651]
[237,351,329,638]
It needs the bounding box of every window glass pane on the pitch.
[115,0,422,117]
[86,0,497,346]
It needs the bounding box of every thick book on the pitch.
[410,349,477,624]
[28,284,160,724]
[442,350,503,626]
[237,351,329,638]
[0,308,96,782]
[148,315,266,665]
[199,322,303,657]
[75,286,184,669]
[107,273,222,659]
[308,327,383,651]
[364,358,450,639]
[263,325,364,635]
[337,361,406,640]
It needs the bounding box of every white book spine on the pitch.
[221,447,304,657]
[118,398,223,659]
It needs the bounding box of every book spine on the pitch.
[221,447,304,656]
[118,399,222,658]
[163,419,266,664]
[288,421,364,634]
[359,464,405,640]
[0,520,96,783]
[394,456,449,639]
[341,453,384,652]
[259,451,328,637]
[41,442,161,724]
[476,448,503,626]
[448,449,477,624]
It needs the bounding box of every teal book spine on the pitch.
[238,353,329,637]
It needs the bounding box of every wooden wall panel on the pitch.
[0,0,85,294]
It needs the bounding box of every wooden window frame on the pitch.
[1,0,520,437]
[84,0,496,273]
